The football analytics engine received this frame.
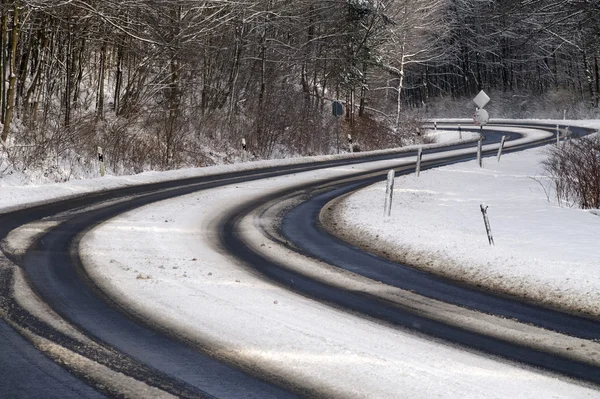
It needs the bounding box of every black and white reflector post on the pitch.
[496,135,506,161]
[556,125,560,146]
[415,146,423,177]
[348,134,353,153]
[480,203,494,246]
[98,146,105,177]
[384,170,395,217]
[458,124,462,140]
[242,138,247,151]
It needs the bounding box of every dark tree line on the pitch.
[0,0,598,175]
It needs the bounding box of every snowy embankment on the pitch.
[331,121,600,318]
[0,130,479,212]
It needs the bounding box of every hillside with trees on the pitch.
[0,0,598,181]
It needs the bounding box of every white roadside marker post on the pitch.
[241,138,248,161]
[556,125,560,145]
[480,204,494,246]
[434,121,437,131]
[384,170,395,217]
[348,134,353,153]
[415,146,423,177]
[496,135,506,161]
[563,109,566,120]
[97,146,105,177]
[458,124,462,140]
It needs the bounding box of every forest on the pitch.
[0,0,598,179]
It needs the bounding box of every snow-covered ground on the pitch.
[0,130,479,212]
[333,122,600,318]
[2,120,599,397]
[80,160,597,398]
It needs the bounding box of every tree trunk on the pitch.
[114,41,123,114]
[1,10,8,123]
[96,39,106,120]
[2,2,20,144]
[594,53,599,108]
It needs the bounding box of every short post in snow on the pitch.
[477,136,483,168]
[415,146,423,177]
[384,169,395,217]
[348,134,353,153]
[556,125,560,146]
[434,121,437,131]
[242,138,247,151]
[480,203,494,246]
[458,124,462,140]
[563,109,566,120]
[496,135,506,161]
[97,146,105,177]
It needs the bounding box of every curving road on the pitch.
[1,122,597,396]
[219,123,600,385]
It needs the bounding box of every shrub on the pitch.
[542,134,600,209]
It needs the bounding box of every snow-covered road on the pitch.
[2,120,599,397]
[74,122,599,398]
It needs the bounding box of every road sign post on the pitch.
[477,137,482,168]
[332,101,343,154]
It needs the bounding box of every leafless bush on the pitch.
[542,135,600,209]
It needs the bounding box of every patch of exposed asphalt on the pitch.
[0,242,210,398]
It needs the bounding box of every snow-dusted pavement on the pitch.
[75,122,599,398]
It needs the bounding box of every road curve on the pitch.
[220,123,600,385]
[0,126,507,397]
[0,122,585,396]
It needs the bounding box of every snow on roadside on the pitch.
[80,165,598,398]
[333,122,600,317]
[425,129,477,143]
[0,134,478,213]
